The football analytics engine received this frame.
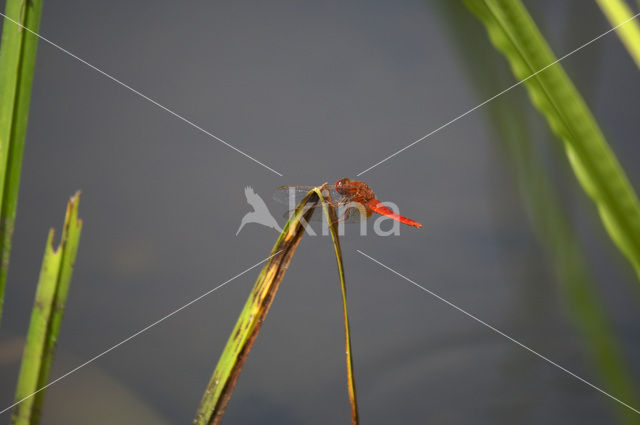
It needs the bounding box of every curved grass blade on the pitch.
[464,0,640,282]
[194,189,320,425]
[436,3,640,421]
[11,192,83,425]
[0,0,44,324]
[314,185,359,425]
[595,0,640,69]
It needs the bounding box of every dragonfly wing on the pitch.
[274,185,369,225]
[273,185,342,205]
[273,186,316,205]
[282,203,325,222]
[281,201,369,224]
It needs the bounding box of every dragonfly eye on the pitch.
[335,178,348,193]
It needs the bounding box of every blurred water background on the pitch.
[1,0,640,424]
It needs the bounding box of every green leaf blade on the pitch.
[465,0,640,282]
[194,189,320,425]
[436,3,640,420]
[0,0,44,323]
[10,192,82,425]
[595,0,640,69]
[10,229,61,425]
[31,192,83,424]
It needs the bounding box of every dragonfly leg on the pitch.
[330,205,353,225]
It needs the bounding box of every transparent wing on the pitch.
[272,185,342,205]
[273,186,370,224]
[272,186,317,206]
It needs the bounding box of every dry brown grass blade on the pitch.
[194,189,320,425]
[315,184,359,424]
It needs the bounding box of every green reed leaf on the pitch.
[0,0,44,323]
[465,0,640,282]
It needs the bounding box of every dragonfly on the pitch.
[274,178,422,228]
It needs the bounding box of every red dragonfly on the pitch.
[275,178,422,228]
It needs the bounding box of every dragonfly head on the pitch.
[334,178,351,195]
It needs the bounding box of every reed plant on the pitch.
[465,0,640,284]
[194,186,359,425]
[0,0,43,322]
[1,3,84,424]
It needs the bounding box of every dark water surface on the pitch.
[1,0,640,424]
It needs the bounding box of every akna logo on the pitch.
[235,186,407,236]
